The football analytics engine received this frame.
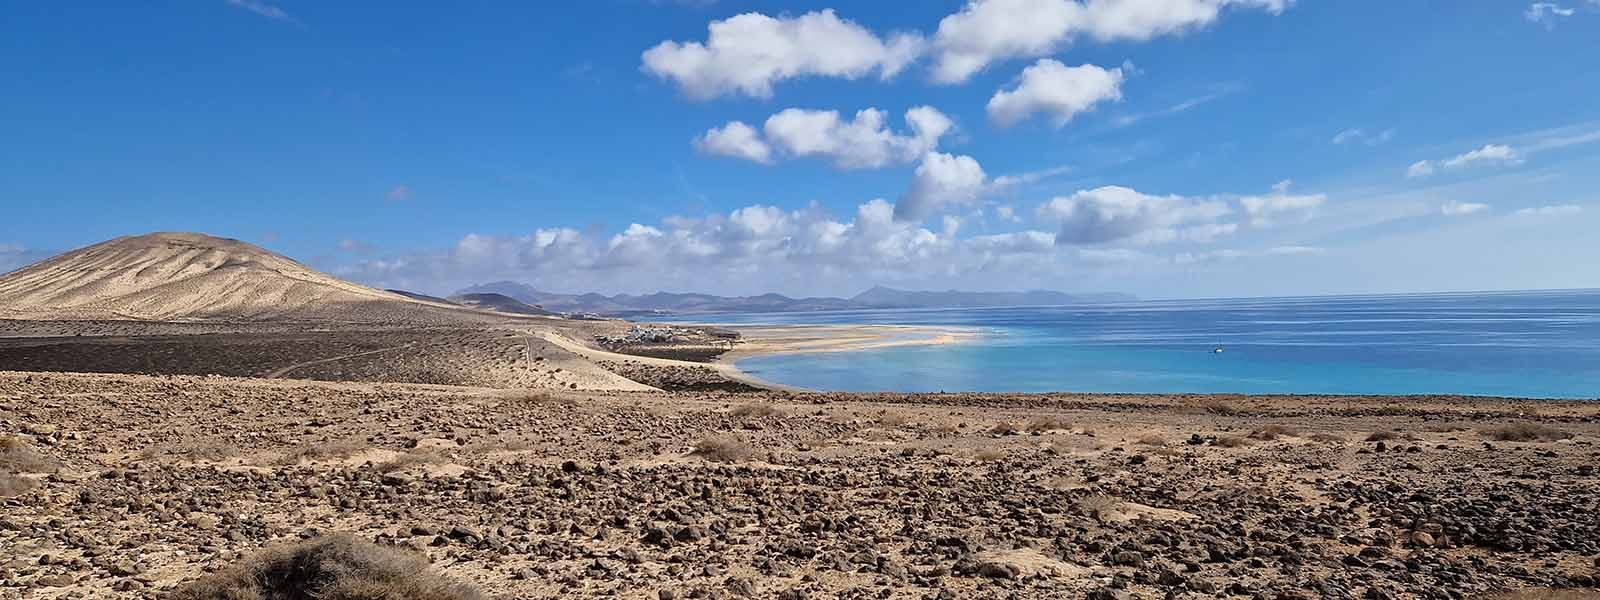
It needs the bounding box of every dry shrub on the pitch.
[0,435,57,473]
[274,440,367,466]
[1213,435,1252,448]
[691,436,753,463]
[973,448,1006,462]
[465,438,531,455]
[1196,398,1241,416]
[377,450,446,473]
[930,422,961,435]
[1480,423,1574,442]
[1024,416,1070,433]
[1248,425,1301,441]
[0,472,38,498]
[1365,430,1418,442]
[730,403,780,418]
[1077,494,1121,522]
[989,422,1021,436]
[1309,433,1346,443]
[875,412,910,428]
[858,428,899,442]
[171,533,482,600]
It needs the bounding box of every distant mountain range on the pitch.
[455,281,1134,316]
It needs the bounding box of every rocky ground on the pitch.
[2,371,1597,599]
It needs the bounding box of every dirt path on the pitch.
[265,343,416,379]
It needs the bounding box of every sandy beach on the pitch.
[714,324,984,361]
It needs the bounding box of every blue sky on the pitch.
[3,1,1599,298]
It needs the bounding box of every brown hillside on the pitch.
[0,232,468,322]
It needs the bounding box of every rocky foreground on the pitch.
[1,371,1597,599]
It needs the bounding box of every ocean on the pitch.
[663,289,1600,399]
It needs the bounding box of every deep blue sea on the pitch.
[663,290,1600,399]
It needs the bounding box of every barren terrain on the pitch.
[3,371,1597,599]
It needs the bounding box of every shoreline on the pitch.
[683,323,987,392]
[715,323,985,361]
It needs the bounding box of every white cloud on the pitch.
[1407,144,1523,178]
[339,199,1093,296]
[1444,144,1521,168]
[641,10,924,99]
[1238,180,1326,226]
[895,152,989,222]
[1110,86,1236,127]
[1267,245,1323,255]
[994,205,1023,223]
[694,122,772,164]
[1038,185,1233,245]
[1174,244,1324,264]
[1525,3,1576,27]
[990,164,1074,189]
[1037,180,1325,245]
[225,0,296,23]
[1513,204,1583,216]
[338,238,377,254]
[1,243,49,275]
[697,106,953,169]
[1440,200,1490,216]
[1331,128,1395,146]
[987,60,1123,127]
[930,0,1291,83]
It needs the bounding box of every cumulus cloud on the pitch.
[1238,180,1325,226]
[987,60,1124,127]
[641,10,924,99]
[895,152,989,222]
[1440,200,1490,216]
[1525,3,1576,27]
[930,0,1290,83]
[338,199,1089,295]
[1038,186,1233,245]
[697,106,953,169]
[1036,180,1325,245]
[1331,128,1395,146]
[994,205,1023,223]
[1407,144,1523,178]
[1513,204,1583,216]
[694,122,772,164]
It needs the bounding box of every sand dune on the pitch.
[0,232,464,322]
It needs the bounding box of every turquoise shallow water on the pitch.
[663,290,1600,399]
